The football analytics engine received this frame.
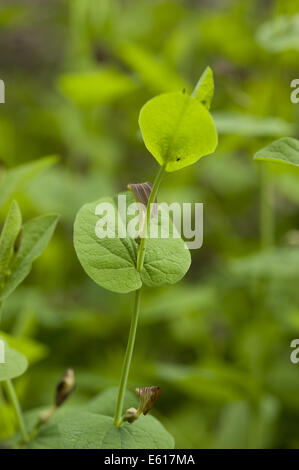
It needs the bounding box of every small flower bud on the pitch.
[135,386,161,415]
[123,407,139,423]
[55,368,75,407]
[127,182,158,218]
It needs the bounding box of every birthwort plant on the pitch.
[73,66,217,448]
[0,67,218,449]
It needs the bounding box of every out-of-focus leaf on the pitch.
[156,363,261,403]
[0,331,48,365]
[0,200,22,272]
[0,338,28,381]
[229,248,299,281]
[254,137,299,167]
[0,214,59,300]
[118,42,187,93]
[139,92,218,172]
[213,112,295,136]
[58,68,137,106]
[0,157,58,209]
[257,14,299,52]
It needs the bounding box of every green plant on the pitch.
[0,198,59,444]
[72,67,217,448]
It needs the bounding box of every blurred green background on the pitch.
[1,0,299,449]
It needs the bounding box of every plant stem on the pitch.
[114,287,142,427]
[114,163,166,427]
[136,163,166,271]
[260,163,275,249]
[4,379,29,443]
[0,301,29,443]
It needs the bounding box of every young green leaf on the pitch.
[0,200,22,272]
[253,137,299,167]
[0,214,59,301]
[192,66,214,109]
[0,156,58,209]
[0,339,28,382]
[73,193,190,294]
[139,91,217,172]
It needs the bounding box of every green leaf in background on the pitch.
[58,68,137,106]
[0,214,59,300]
[0,156,58,209]
[74,193,190,293]
[0,339,28,382]
[0,200,22,273]
[25,388,174,449]
[257,14,299,53]
[118,42,187,93]
[192,66,214,109]
[0,331,48,366]
[253,137,299,167]
[139,92,217,172]
[212,112,295,137]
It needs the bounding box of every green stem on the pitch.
[4,379,29,443]
[136,163,166,271]
[260,163,275,249]
[114,287,142,427]
[114,163,166,427]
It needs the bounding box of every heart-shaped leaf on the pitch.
[139,91,217,172]
[23,388,174,449]
[0,339,28,382]
[74,193,190,293]
[254,137,299,167]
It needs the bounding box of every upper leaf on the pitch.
[73,193,190,293]
[0,214,59,301]
[192,66,214,109]
[254,137,299,167]
[139,91,217,172]
[0,338,28,382]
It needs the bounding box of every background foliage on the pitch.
[1,0,299,448]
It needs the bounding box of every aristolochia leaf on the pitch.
[23,388,175,449]
[0,339,28,382]
[139,91,218,172]
[0,214,59,301]
[73,193,190,294]
[254,137,299,167]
